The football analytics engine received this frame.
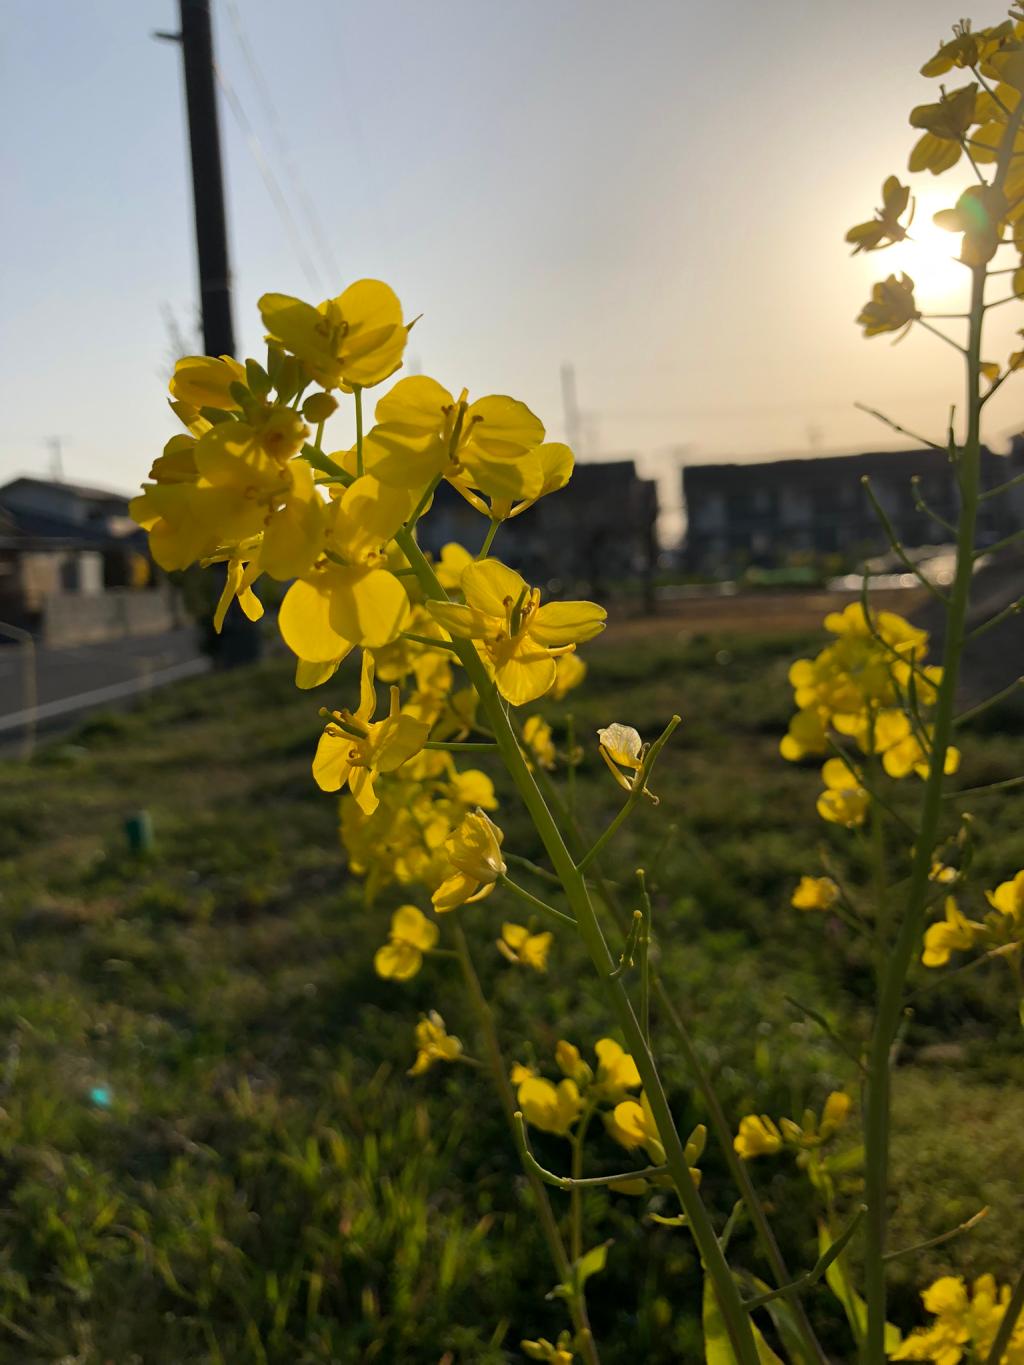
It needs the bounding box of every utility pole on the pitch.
[43,435,70,482]
[157,0,236,358]
[157,4,261,662]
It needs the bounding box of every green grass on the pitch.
[0,627,1021,1362]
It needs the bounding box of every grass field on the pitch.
[0,620,1021,1363]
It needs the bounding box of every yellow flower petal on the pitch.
[529,600,607,646]
[278,572,355,663]
[461,558,530,617]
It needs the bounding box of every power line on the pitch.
[213,60,326,295]
[222,0,342,289]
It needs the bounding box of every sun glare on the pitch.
[883,187,971,310]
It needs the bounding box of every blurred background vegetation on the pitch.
[0,624,1021,1363]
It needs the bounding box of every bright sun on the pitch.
[881,187,971,311]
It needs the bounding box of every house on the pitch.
[417,459,659,597]
[0,477,181,644]
[682,446,1022,576]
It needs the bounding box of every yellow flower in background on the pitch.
[435,541,474,591]
[734,1114,783,1159]
[606,1091,666,1165]
[408,1011,462,1076]
[736,1092,851,1160]
[857,273,921,338]
[986,869,1024,927]
[820,1091,852,1136]
[554,1040,594,1088]
[259,279,408,390]
[551,652,587,699]
[374,905,439,981]
[845,176,912,254]
[893,1272,1024,1364]
[591,1038,642,1104]
[364,375,546,502]
[817,758,869,828]
[882,728,961,781]
[515,1074,583,1137]
[432,809,507,912]
[791,875,839,912]
[278,475,412,661]
[168,353,246,410]
[780,705,830,761]
[428,559,605,706]
[312,653,429,812]
[922,897,985,968]
[522,1334,575,1365]
[497,922,553,972]
[522,715,557,769]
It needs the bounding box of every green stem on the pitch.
[395,528,762,1365]
[578,720,680,873]
[741,1207,865,1310]
[882,1206,987,1263]
[637,870,651,1048]
[530,765,829,1365]
[452,926,601,1365]
[477,518,501,559]
[513,1111,668,1190]
[983,1265,1024,1365]
[498,875,577,928]
[571,1106,594,1263]
[861,258,987,1365]
[405,474,443,533]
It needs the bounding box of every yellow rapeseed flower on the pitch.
[845,176,912,254]
[259,279,408,390]
[428,559,605,706]
[893,1272,1024,1363]
[408,1011,462,1076]
[278,475,413,661]
[922,898,985,968]
[791,875,839,912]
[497,922,553,972]
[733,1114,783,1159]
[816,758,869,828]
[522,715,557,769]
[857,273,921,338]
[364,375,546,502]
[374,905,439,981]
[596,723,645,794]
[515,1074,583,1137]
[312,653,428,812]
[168,353,246,410]
[986,869,1024,926]
[522,1333,575,1364]
[551,652,587,699]
[432,809,507,912]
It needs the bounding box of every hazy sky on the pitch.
[5,1,1023,539]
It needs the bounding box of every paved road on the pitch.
[0,627,209,745]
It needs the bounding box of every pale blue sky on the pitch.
[4,1,1022,540]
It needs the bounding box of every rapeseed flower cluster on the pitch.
[852,15,1024,371]
[781,604,957,827]
[734,1092,852,1160]
[892,1272,1024,1363]
[922,869,1024,973]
